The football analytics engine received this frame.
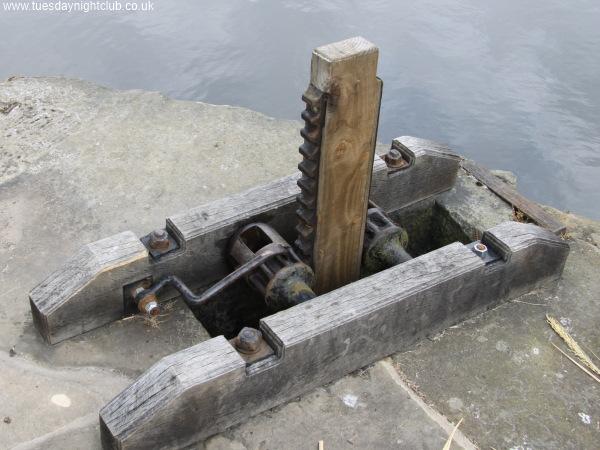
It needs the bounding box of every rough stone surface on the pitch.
[202,362,462,450]
[394,209,600,449]
[1,353,129,449]
[1,77,598,450]
[437,168,515,241]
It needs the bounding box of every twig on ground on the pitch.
[119,315,139,322]
[550,342,600,385]
[510,299,547,306]
[442,417,463,450]
[581,342,600,363]
[546,314,600,377]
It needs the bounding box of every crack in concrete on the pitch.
[379,359,478,450]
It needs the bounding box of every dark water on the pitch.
[1,0,599,219]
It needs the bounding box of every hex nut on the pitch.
[384,148,407,169]
[138,293,160,317]
[387,148,401,160]
[235,327,263,354]
[149,229,170,250]
[473,242,488,258]
[144,300,160,317]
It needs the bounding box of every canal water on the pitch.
[1,0,599,219]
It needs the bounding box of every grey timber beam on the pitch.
[29,136,459,344]
[99,221,568,449]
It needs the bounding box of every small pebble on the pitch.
[9,347,16,357]
[3,416,11,424]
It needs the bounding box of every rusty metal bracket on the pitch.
[363,202,412,274]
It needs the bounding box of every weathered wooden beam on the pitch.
[461,159,566,235]
[29,232,149,344]
[309,37,382,294]
[371,136,461,211]
[99,221,568,449]
[30,137,459,344]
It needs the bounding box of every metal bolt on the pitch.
[137,292,160,317]
[235,327,263,354]
[384,148,407,169]
[143,300,160,317]
[388,148,401,160]
[473,242,488,258]
[149,229,170,250]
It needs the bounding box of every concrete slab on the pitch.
[394,204,600,449]
[202,361,473,450]
[1,353,129,449]
[1,77,597,450]
[436,167,515,241]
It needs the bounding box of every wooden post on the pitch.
[310,37,382,293]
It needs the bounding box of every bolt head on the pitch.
[149,229,170,250]
[152,229,168,239]
[384,148,407,169]
[236,327,262,354]
[144,300,160,317]
[138,294,160,317]
[387,148,402,161]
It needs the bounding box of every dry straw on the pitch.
[546,314,600,377]
[442,417,463,450]
[550,342,600,384]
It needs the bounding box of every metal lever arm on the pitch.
[135,243,289,311]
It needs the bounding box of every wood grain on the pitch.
[100,336,245,449]
[310,37,382,294]
[99,221,569,449]
[29,231,149,344]
[370,136,461,212]
[29,140,460,343]
[461,159,566,234]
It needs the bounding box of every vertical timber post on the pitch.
[296,36,382,294]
